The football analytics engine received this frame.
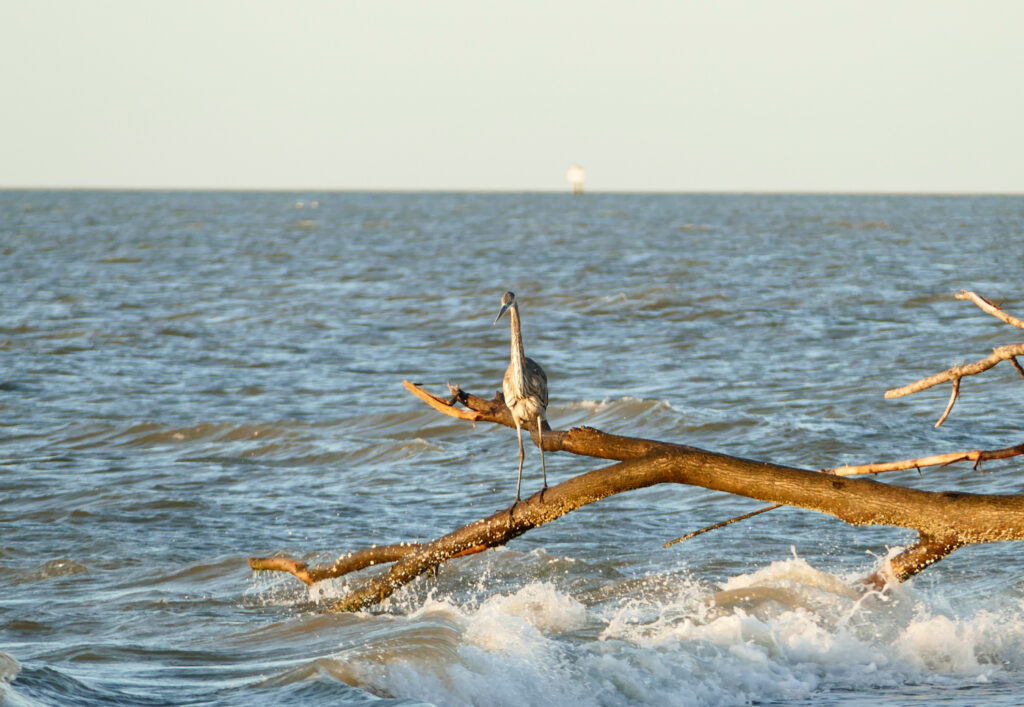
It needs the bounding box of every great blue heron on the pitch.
[494,291,549,504]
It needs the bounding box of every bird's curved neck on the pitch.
[508,304,527,383]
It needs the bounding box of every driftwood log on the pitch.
[250,290,1024,612]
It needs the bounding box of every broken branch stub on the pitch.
[956,290,1024,330]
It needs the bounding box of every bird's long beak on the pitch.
[493,303,510,324]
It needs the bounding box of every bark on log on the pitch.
[669,440,1024,545]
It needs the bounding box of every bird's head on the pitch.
[493,291,517,324]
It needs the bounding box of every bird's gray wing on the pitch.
[524,356,549,409]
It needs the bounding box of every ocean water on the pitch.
[2,190,1024,706]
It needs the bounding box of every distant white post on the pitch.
[566,164,585,196]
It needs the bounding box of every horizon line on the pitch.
[2,185,1022,197]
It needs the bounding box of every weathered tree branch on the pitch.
[403,381,487,423]
[251,381,1024,610]
[250,291,1024,609]
[670,441,1024,545]
[829,442,1024,475]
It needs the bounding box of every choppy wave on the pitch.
[37,398,700,471]
[243,554,1024,706]
[556,397,685,437]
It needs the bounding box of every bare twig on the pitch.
[829,442,1024,475]
[664,504,780,547]
[884,344,1024,399]
[957,290,1024,330]
[887,292,1024,403]
[1011,357,1024,379]
[934,377,961,428]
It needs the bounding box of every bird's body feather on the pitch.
[503,356,547,425]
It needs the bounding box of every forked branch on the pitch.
[884,344,1024,399]
[675,291,1024,546]
[250,292,1024,608]
[251,381,1024,611]
[885,292,1024,424]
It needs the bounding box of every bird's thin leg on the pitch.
[514,420,525,503]
[537,416,548,501]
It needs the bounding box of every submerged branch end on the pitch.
[249,557,314,585]
[250,543,426,585]
[862,533,964,590]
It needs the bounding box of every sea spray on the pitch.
[281,555,1024,706]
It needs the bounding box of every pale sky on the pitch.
[2,1,1022,192]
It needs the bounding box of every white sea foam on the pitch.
[463,582,588,653]
[315,556,1024,706]
[0,652,20,685]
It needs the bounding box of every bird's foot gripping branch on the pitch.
[250,291,1024,612]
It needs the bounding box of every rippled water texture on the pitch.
[3,191,1024,705]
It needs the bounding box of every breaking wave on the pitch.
[246,552,1024,706]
